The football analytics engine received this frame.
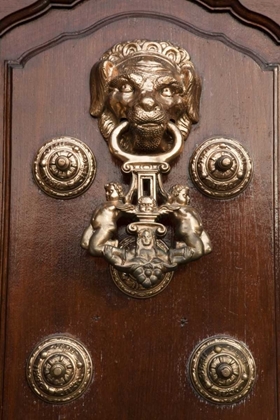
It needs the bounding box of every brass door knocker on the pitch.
[81,40,212,297]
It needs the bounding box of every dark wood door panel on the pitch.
[0,2,280,419]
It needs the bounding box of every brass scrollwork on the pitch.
[26,335,93,404]
[110,237,174,298]
[81,40,212,297]
[189,336,256,404]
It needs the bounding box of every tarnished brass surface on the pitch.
[82,40,212,296]
[189,137,253,199]
[33,137,96,199]
[189,336,256,404]
[26,335,93,404]
[110,237,174,298]
[90,40,201,152]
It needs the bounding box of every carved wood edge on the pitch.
[0,62,12,416]
[0,0,84,37]
[191,0,280,43]
[6,11,272,70]
[0,0,279,43]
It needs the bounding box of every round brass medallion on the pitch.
[189,138,253,199]
[33,137,96,199]
[189,336,256,404]
[26,335,93,404]
[110,237,174,298]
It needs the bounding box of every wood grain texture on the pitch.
[0,0,84,36]
[0,62,12,420]
[191,0,280,42]
[241,0,280,25]
[0,0,280,42]
[0,0,34,20]
[0,1,279,419]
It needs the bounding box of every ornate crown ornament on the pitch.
[100,40,191,68]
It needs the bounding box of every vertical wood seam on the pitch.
[0,62,12,420]
[273,65,280,419]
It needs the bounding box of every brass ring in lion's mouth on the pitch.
[109,120,183,164]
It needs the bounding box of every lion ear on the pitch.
[89,60,118,117]
[181,63,201,123]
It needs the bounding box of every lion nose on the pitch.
[140,97,156,112]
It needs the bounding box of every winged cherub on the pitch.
[81,182,134,256]
[160,184,212,263]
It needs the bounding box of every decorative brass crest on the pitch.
[26,335,93,404]
[33,136,96,199]
[110,237,174,298]
[189,137,253,199]
[189,336,256,404]
[81,40,212,297]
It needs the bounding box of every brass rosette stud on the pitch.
[189,137,253,199]
[26,335,93,404]
[33,136,96,199]
[189,336,256,404]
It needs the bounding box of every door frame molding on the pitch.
[0,0,280,43]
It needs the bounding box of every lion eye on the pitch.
[120,83,134,93]
[161,87,173,97]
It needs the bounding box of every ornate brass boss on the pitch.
[81,40,212,297]
[189,137,253,199]
[33,137,96,199]
[26,335,93,404]
[189,336,256,404]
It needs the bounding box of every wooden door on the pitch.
[0,1,280,419]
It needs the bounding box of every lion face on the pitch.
[106,57,186,152]
[90,41,201,154]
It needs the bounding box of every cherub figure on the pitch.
[160,184,212,263]
[134,228,159,261]
[81,182,127,256]
[104,228,160,266]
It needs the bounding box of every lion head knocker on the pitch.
[89,40,201,154]
[82,40,211,298]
